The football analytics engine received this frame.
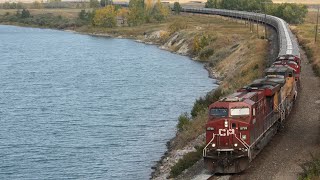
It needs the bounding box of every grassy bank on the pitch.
[294,11,320,77]
[293,10,320,180]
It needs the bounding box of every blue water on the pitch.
[0,25,217,179]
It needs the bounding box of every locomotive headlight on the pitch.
[234,143,238,147]
[242,135,247,140]
[224,120,228,128]
[211,143,216,148]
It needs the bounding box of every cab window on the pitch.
[230,107,250,116]
[210,108,228,117]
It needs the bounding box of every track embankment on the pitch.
[176,46,320,180]
[230,49,320,180]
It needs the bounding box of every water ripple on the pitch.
[0,25,216,180]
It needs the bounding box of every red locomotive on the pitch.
[203,65,298,173]
[274,55,301,82]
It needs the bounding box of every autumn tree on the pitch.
[32,1,43,9]
[268,3,307,24]
[144,0,153,22]
[93,5,117,27]
[117,8,129,25]
[205,0,219,8]
[152,0,169,22]
[90,0,100,8]
[128,0,145,26]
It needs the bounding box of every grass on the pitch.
[294,11,320,77]
[0,8,83,17]
[169,145,204,178]
[299,154,320,180]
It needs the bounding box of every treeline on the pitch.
[1,0,95,9]
[77,0,170,27]
[205,0,308,24]
[0,0,170,29]
[0,9,82,29]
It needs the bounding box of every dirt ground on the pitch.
[230,49,320,180]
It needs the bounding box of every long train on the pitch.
[181,8,301,173]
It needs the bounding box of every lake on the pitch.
[0,25,216,179]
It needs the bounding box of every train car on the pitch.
[273,55,301,82]
[203,66,297,173]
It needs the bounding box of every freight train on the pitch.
[180,7,301,173]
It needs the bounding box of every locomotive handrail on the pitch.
[234,133,251,159]
[249,98,287,149]
[203,133,216,157]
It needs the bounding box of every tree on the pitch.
[32,1,43,9]
[205,0,219,8]
[79,9,95,24]
[128,0,145,26]
[100,0,112,7]
[152,0,169,22]
[93,5,117,27]
[144,0,153,22]
[117,8,129,25]
[48,0,61,2]
[17,2,23,9]
[100,0,105,7]
[2,2,11,9]
[173,2,182,14]
[90,0,100,8]
[20,9,30,18]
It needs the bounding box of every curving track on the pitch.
[181,7,300,59]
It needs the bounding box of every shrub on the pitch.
[168,19,188,34]
[152,0,170,22]
[191,88,224,118]
[176,113,191,132]
[199,47,214,60]
[173,2,182,15]
[20,9,30,18]
[192,34,215,55]
[93,5,117,27]
[169,145,204,178]
[299,154,320,180]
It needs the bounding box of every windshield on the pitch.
[210,108,228,117]
[230,107,250,116]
